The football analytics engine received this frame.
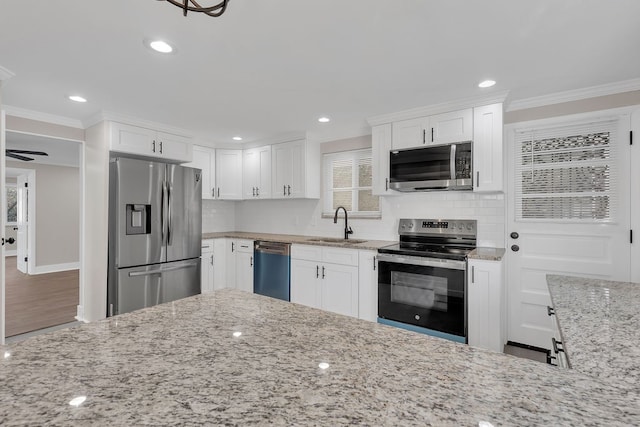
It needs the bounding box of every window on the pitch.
[514,118,619,222]
[323,149,380,217]
[6,184,17,224]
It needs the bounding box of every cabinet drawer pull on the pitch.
[316,265,319,278]
[547,306,555,316]
[552,337,564,354]
[322,266,325,279]
[152,140,156,153]
[159,141,163,154]
[422,129,426,144]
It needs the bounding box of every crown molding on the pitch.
[3,105,84,129]
[83,110,194,137]
[506,78,640,112]
[367,90,509,126]
[0,65,15,81]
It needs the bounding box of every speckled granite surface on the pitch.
[468,247,505,261]
[202,231,395,250]
[2,289,638,426]
[547,274,640,390]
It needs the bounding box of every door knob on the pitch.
[511,245,520,252]
[510,232,519,239]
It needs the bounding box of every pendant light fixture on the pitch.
[158,0,230,17]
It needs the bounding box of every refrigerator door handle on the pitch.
[167,183,173,245]
[161,181,166,245]
[128,261,199,277]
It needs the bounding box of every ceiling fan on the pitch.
[6,149,48,162]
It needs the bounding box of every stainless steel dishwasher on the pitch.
[253,241,291,301]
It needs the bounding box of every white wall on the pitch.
[232,193,504,247]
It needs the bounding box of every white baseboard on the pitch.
[75,305,88,323]
[32,262,80,275]
[4,250,16,256]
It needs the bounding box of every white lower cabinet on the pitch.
[290,245,359,318]
[235,240,254,293]
[212,239,227,290]
[201,239,215,293]
[358,250,378,322]
[467,258,505,352]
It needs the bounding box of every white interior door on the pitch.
[506,113,631,349]
[16,174,28,273]
[1,110,6,344]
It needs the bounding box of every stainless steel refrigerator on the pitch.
[107,157,202,316]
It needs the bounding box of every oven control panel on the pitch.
[398,219,477,236]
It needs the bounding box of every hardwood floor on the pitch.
[5,256,79,337]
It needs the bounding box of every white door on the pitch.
[288,140,305,198]
[16,174,29,274]
[235,251,254,293]
[256,145,271,199]
[391,117,430,150]
[290,259,320,308]
[242,148,258,199]
[1,110,6,344]
[320,263,359,317]
[216,149,243,200]
[156,131,192,163]
[506,114,631,349]
[430,108,473,145]
[187,146,215,199]
[631,108,640,282]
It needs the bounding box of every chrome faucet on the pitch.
[333,206,353,240]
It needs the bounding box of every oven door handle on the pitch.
[376,253,467,270]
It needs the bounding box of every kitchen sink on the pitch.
[306,237,367,244]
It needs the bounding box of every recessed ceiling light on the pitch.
[318,117,330,123]
[149,40,174,54]
[68,95,87,103]
[478,80,496,88]
[232,136,243,141]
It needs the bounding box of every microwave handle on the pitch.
[450,144,456,181]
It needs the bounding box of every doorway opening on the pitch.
[3,131,81,338]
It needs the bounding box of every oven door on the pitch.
[377,253,467,339]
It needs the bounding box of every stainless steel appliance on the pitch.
[254,241,291,301]
[389,142,472,191]
[377,218,477,343]
[107,157,202,316]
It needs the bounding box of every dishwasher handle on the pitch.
[254,241,291,256]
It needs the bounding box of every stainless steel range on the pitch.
[377,218,477,343]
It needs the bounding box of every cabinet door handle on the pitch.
[211,188,215,197]
[231,242,235,252]
[547,306,555,316]
[152,140,156,153]
[322,266,325,279]
[385,178,388,191]
[256,187,259,196]
[373,256,376,271]
[431,127,434,142]
[159,141,163,154]
[476,171,480,187]
[283,185,286,196]
[471,265,475,283]
[287,185,291,196]
[552,337,564,354]
[252,187,256,197]
[210,254,214,265]
[250,256,253,267]
[217,187,220,198]
[422,129,426,144]
[316,265,319,278]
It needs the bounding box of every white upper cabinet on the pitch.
[371,123,397,196]
[271,139,319,199]
[243,145,272,199]
[391,108,473,150]
[216,149,243,200]
[473,103,503,192]
[430,108,473,144]
[392,117,431,150]
[185,145,216,199]
[109,122,192,163]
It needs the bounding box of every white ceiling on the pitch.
[0,0,639,144]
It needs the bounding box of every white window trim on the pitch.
[322,148,381,219]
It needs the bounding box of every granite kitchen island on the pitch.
[1,289,638,426]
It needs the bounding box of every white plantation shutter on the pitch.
[323,149,380,217]
[514,118,619,222]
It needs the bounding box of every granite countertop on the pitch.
[547,274,640,390]
[202,231,396,251]
[468,247,505,261]
[2,290,639,426]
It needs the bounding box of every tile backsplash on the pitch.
[203,191,505,248]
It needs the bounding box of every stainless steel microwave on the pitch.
[389,141,472,192]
